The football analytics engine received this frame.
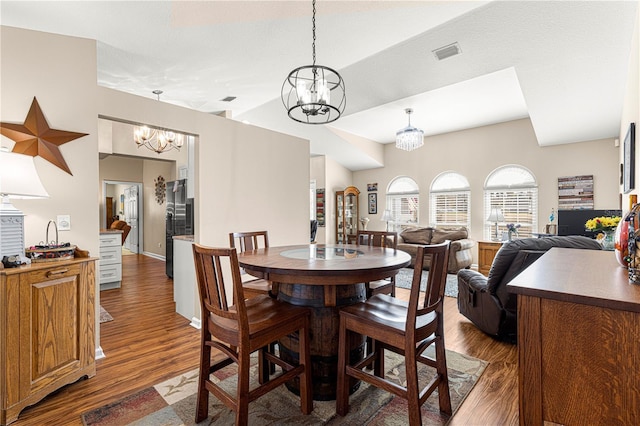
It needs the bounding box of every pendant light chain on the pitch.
[312,0,317,69]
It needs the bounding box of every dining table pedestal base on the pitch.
[278,282,366,401]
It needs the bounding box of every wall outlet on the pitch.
[158,242,162,248]
[57,215,71,231]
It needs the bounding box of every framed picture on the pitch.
[315,188,325,227]
[367,182,378,192]
[624,122,636,194]
[368,192,377,214]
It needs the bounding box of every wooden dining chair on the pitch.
[336,241,452,426]
[229,231,273,299]
[356,230,398,297]
[192,244,313,425]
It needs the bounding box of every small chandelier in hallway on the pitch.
[133,90,185,154]
[133,126,184,154]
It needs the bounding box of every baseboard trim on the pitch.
[143,251,165,261]
[95,346,106,360]
[190,317,201,329]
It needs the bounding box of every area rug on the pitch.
[81,347,486,425]
[395,268,459,298]
[99,305,114,323]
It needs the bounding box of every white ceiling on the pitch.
[1,1,638,171]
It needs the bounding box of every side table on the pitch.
[478,241,502,276]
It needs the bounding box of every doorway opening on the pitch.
[103,181,143,254]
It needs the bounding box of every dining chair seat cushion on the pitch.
[208,294,309,348]
[341,294,437,336]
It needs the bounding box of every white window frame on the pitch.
[430,171,471,229]
[385,176,420,232]
[484,165,538,240]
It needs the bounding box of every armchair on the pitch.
[110,219,131,245]
[457,236,602,342]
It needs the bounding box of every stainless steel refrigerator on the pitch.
[166,179,194,278]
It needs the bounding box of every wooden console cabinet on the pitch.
[508,248,640,425]
[0,258,97,425]
[477,241,502,276]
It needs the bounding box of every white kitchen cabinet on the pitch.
[99,230,122,290]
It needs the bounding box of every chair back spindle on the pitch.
[407,241,450,331]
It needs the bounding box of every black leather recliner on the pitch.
[457,236,602,342]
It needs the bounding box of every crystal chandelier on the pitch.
[133,126,184,154]
[281,0,346,124]
[396,108,424,151]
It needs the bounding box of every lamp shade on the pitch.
[381,209,393,222]
[0,151,49,199]
[487,208,505,222]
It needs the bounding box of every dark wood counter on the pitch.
[508,247,640,425]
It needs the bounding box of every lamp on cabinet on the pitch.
[381,209,394,231]
[0,149,49,261]
[487,208,505,242]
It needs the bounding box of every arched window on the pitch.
[430,172,470,228]
[385,176,419,231]
[484,165,538,240]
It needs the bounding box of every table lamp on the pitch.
[487,208,505,241]
[381,209,393,231]
[0,150,49,260]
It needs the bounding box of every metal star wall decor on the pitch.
[0,97,88,175]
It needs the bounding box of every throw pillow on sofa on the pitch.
[400,227,432,244]
[431,227,468,244]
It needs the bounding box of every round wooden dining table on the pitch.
[237,243,411,400]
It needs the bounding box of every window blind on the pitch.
[430,191,470,227]
[484,189,538,239]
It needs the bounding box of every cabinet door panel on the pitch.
[32,276,80,378]
[24,264,86,394]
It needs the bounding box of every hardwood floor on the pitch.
[11,255,518,425]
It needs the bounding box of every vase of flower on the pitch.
[601,229,615,251]
[506,223,520,241]
[585,215,621,252]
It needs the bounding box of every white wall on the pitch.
[1,27,100,256]
[141,159,175,256]
[353,118,619,262]
[620,6,640,211]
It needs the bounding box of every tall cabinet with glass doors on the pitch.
[335,186,360,244]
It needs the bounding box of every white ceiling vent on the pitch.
[433,42,461,61]
[221,96,236,102]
